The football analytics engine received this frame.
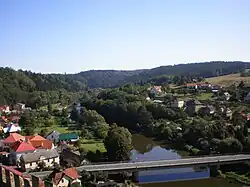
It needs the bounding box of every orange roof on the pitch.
[3,133,25,144]
[11,141,36,153]
[30,140,53,149]
[26,135,46,141]
[53,168,80,185]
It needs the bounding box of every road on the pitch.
[31,154,250,178]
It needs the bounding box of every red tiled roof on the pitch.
[53,168,80,185]
[11,141,36,153]
[54,172,64,185]
[30,140,53,149]
[63,168,80,179]
[3,133,25,144]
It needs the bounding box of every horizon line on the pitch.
[2,60,250,74]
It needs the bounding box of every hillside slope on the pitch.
[1,61,250,105]
[206,73,250,86]
[77,61,250,88]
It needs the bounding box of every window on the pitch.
[30,163,32,166]
[53,158,55,162]
[61,179,64,183]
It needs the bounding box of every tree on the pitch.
[104,124,132,161]
[40,128,48,137]
[70,106,79,122]
[47,101,52,113]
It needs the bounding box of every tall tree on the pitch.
[104,124,132,161]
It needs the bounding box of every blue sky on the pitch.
[1,0,250,73]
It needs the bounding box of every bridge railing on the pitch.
[83,152,250,166]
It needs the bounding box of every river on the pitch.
[130,134,243,187]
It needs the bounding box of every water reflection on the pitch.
[131,134,155,154]
[131,134,208,184]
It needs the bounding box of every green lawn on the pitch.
[195,93,213,100]
[35,124,80,134]
[79,139,106,153]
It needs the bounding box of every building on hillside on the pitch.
[20,149,59,172]
[0,105,10,113]
[150,86,162,96]
[13,103,25,111]
[185,83,198,90]
[50,167,81,187]
[185,83,213,91]
[9,140,36,165]
[3,124,21,134]
[198,105,215,116]
[168,99,185,108]
[221,108,233,119]
[58,133,79,143]
[46,130,61,143]
[223,92,231,101]
[184,100,204,116]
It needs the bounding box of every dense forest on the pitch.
[1,61,250,105]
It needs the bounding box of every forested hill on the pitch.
[1,61,250,105]
[76,61,250,88]
[0,68,87,106]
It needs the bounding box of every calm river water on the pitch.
[131,134,243,187]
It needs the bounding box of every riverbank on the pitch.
[225,172,250,186]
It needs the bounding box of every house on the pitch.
[169,99,185,108]
[185,100,204,116]
[0,105,10,113]
[198,106,215,116]
[9,140,36,165]
[221,108,233,119]
[7,116,20,123]
[60,149,83,167]
[150,86,162,96]
[185,83,198,90]
[223,92,231,101]
[3,133,25,146]
[20,149,60,172]
[26,135,54,150]
[3,124,21,133]
[185,83,212,90]
[51,168,81,187]
[13,103,26,111]
[46,130,61,143]
[58,133,79,143]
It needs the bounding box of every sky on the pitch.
[0,0,250,73]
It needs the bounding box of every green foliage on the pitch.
[0,67,86,106]
[104,124,132,161]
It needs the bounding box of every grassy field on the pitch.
[206,73,250,86]
[195,93,213,100]
[35,123,80,134]
[80,139,106,153]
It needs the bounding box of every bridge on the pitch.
[31,154,250,178]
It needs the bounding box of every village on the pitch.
[0,79,250,187]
